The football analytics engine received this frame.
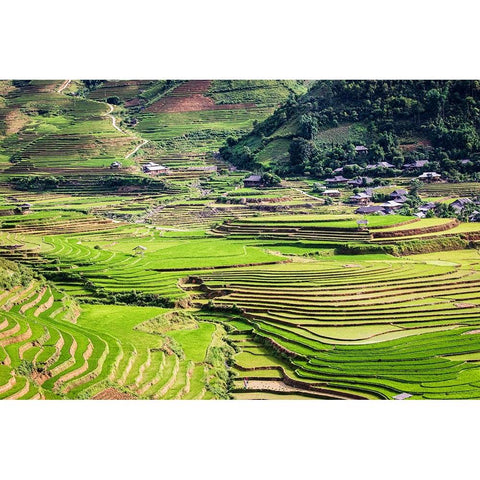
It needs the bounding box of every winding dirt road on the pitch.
[125,138,149,159]
[57,80,71,93]
[57,80,149,160]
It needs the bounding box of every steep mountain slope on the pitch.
[220,80,480,180]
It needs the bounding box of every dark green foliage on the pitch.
[261,172,282,186]
[221,80,480,179]
[106,96,121,105]
[10,175,64,191]
[0,258,38,290]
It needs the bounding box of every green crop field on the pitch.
[1,79,480,400]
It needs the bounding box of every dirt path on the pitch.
[105,104,124,133]
[244,379,351,399]
[105,104,150,159]
[293,188,323,201]
[56,82,150,163]
[125,138,149,159]
[57,80,71,93]
[93,387,135,400]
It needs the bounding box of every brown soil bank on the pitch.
[92,387,135,400]
[372,219,459,239]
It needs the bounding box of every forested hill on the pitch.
[219,80,480,180]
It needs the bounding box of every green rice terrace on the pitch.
[1,80,480,400]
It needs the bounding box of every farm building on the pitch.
[323,189,341,198]
[418,172,442,182]
[243,175,263,187]
[393,392,412,400]
[133,245,147,255]
[356,219,369,229]
[110,161,122,169]
[355,145,368,154]
[143,162,169,175]
[355,206,385,215]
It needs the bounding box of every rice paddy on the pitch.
[2,80,480,400]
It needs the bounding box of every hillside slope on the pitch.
[220,80,480,180]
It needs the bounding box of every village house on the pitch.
[380,200,404,213]
[403,160,429,170]
[333,164,357,174]
[451,198,473,214]
[392,195,408,204]
[356,219,369,229]
[325,175,348,186]
[418,202,436,212]
[323,189,341,198]
[349,192,371,205]
[415,202,436,218]
[243,175,263,187]
[355,206,385,215]
[355,145,369,154]
[143,162,169,175]
[469,211,480,222]
[376,161,394,169]
[347,177,373,187]
[418,172,442,182]
[390,189,408,199]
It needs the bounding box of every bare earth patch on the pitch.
[92,387,136,400]
[463,329,480,335]
[455,303,476,309]
[145,80,256,113]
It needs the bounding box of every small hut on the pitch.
[356,219,369,230]
[133,245,147,256]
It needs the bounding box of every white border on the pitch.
[1,1,479,477]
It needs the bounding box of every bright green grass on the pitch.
[168,322,215,363]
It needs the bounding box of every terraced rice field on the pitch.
[0,81,138,171]
[0,274,223,399]
[418,182,480,197]
[2,79,480,402]
[134,80,305,158]
[192,252,480,399]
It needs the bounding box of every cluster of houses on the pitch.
[353,189,410,215]
[330,146,445,180]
